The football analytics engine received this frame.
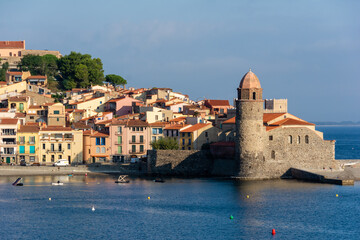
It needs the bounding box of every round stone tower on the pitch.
[235,69,265,179]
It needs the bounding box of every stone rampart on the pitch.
[147,150,212,176]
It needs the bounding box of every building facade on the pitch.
[0,118,19,164]
[17,125,40,164]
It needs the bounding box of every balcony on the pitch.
[129,150,145,154]
[115,131,122,135]
[47,149,64,153]
[17,141,25,145]
[129,140,144,144]
[115,142,122,145]
[1,132,16,136]
[28,141,36,145]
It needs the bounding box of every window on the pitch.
[29,146,35,154]
[30,156,35,162]
[101,147,106,153]
[132,135,136,143]
[101,137,105,145]
[188,147,191,150]
[253,92,256,100]
[188,139,191,145]
[42,155,46,162]
[152,136,156,142]
[43,143,45,150]
[182,147,185,150]
[188,133,191,137]
[118,136,122,144]
[30,116,34,120]
[57,118,59,122]
[288,135,292,144]
[159,128,162,134]
[155,115,158,121]
[132,145,136,153]
[132,127,135,131]
[153,128,158,135]
[67,143,71,150]
[59,155,62,160]
[96,138,100,145]
[297,136,301,144]
[118,126,122,134]
[140,127,143,131]
[100,101,102,104]
[29,136,35,144]
[182,133,185,137]
[140,145,144,152]
[54,110,60,114]
[271,151,275,159]
[140,136,144,143]
[51,155,55,162]
[96,147,100,153]
[269,135,273,141]
[136,127,139,131]
[118,146,122,154]
[19,103,24,111]
[182,139,185,145]
[205,132,208,137]
[305,135,309,144]
[19,146,25,154]
[58,144,62,151]
[51,144,54,151]
[19,136,25,144]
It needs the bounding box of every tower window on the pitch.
[271,150,275,159]
[253,92,256,100]
[305,135,309,144]
[269,135,273,141]
[297,136,301,144]
[288,135,293,144]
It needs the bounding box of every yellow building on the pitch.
[179,123,219,150]
[38,126,83,165]
[69,96,107,113]
[17,125,40,164]
[8,96,30,113]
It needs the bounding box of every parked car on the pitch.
[53,159,69,167]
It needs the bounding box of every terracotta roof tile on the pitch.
[205,99,230,107]
[223,117,235,124]
[0,41,25,49]
[263,113,285,124]
[27,75,46,79]
[0,118,18,124]
[270,118,315,126]
[8,96,28,102]
[164,124,190,130]
[18,125,40,133]
[180,123,212,133]
[40,126,73,131]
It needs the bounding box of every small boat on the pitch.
[115,175,130,183]
[52,181,64,186]
[12,177,23,186]
[154,178,165,183]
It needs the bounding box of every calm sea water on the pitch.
[0,126,359,240]
[316,126,360,159]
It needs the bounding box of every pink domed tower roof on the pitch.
[239,69,261,88]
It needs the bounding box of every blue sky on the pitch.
[1,0,359,121]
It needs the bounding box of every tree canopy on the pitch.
[105,74,127,87]
[57,52,105,89]
[0,62,9,82]
[18,54,58,77]
[151,137,179,150]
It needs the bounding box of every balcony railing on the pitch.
[129,150,145,154]
[1,132,16,136]
[47,149,64,153]
[28,141,36,144]
[129,140,144,144]
[1,142,17,145]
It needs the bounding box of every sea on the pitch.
[0,126,359,240]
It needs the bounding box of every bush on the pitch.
[151,137,179,150]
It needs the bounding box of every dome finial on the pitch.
[249,68,252,72]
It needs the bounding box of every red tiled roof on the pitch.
[68,97,103,105]
[18,125,40,133]
[149,122,167,127]
[126,119,148,127]
[263,113,285,124]
[40,126,73,131]
[0,41,25,49]
[27,75,47,79]
[180,123,211,133]
[7,71,23,75]
[0,118,18,124]
[15,113,26,118]
[8,96,27,102]
[270,118,315,126]
[223,117,235,124]
[205,99,230,107]
[164,124,190,130]
[169,116,186,122]
[0,108,9,112]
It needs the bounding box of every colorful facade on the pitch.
[83,130,110,163]
[17,125,40,164]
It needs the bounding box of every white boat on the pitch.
[52,182,64,186]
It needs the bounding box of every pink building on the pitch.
[106,96,143,117]
[109,119,150,162]
[204,99,231,115]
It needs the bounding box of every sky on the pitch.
[1,0,359,122]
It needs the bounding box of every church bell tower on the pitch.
[235,69,264,179]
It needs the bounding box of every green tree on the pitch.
[105,74,127,87]
[18,54,59,77]
[151,137,179,150]
[58,52,105,89]
[0,62,9,82]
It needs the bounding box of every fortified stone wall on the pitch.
[259,127,338,179]
[147,150,212,176]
